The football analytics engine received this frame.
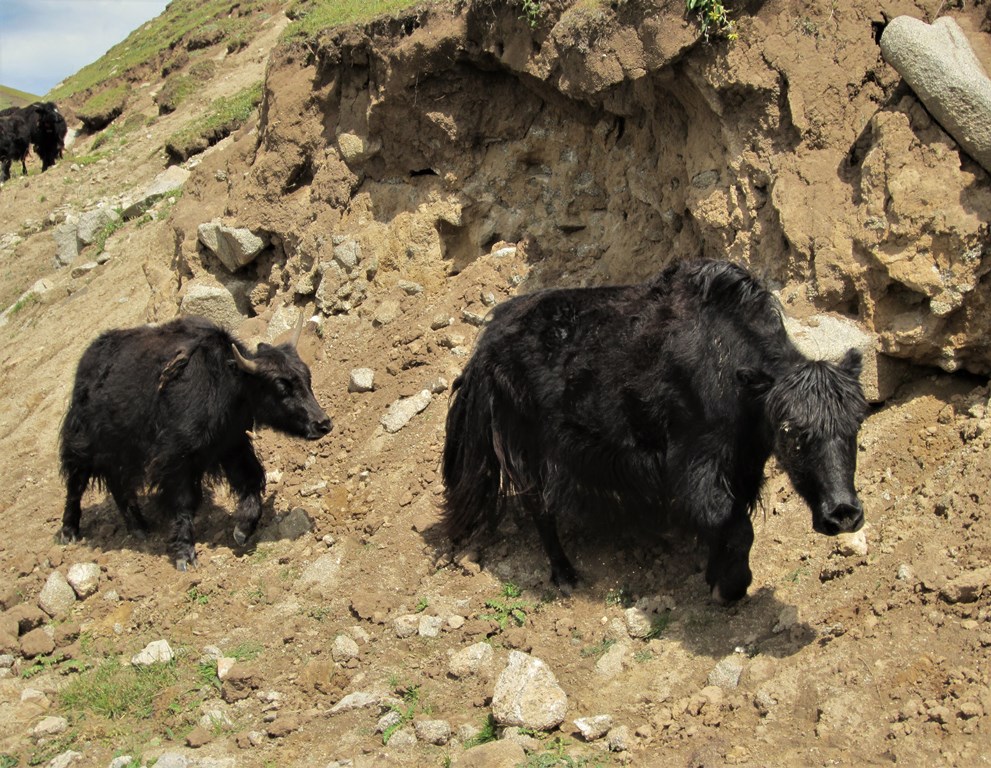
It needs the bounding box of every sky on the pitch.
[0,0,171,97]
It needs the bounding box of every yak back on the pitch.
[60,316,253,489]
[470,259,801,522]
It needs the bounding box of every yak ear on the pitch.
[736,367,774,397]
[839,348,863,378]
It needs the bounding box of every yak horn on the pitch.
[290,309,306,348]
[231,344,259,374]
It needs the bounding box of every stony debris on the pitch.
[880,16,991,174]
[381,390,432,433]
[413,718,451,745]
[76,205,120,247]
[46,751,83,768]
[332,634,360,663]
[491,650,568,730]
[330,690,382,715]
[121,165,190,219]
[454,739,526,768]
[131,639,175,666]
[197,221,269,272]
[179,280,243,329]
[939,566,991,603]
[607,724,632,752]
[20,627,55,658]
[39,570,77,619]
[31,714,69,737]
[835,527,869,557]
[574,714,613,741]
[348,368,375,393]
[707,655,745,689]
[448,641,494,678]
[66,562,100,598]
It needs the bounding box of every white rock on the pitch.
[47,751,83,768]
[217,657,236,680]
[66,562,100,598]
[108,757,136,768]
[38,571,76,619]
[330,691,381,714]
[32,715,69,736]
[131,639,174,666]
[574,714,613,741]
[448,642,494,678]
[414,718,451,745]
[491,650,568,730]
[197,221,268,272]
[381,390,432,433]
[332,635,360,662]
[708,655,745,688]
[418,615,444,638]
[836,528,869,557]
[881,16,991,174]
[393,614,420,638]
[348,368,375,393]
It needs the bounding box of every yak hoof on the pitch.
[710,583,747,605]
[175,554,198,572]
[551,564,580,595]
[57,529,79,545]
[232,527,248,547]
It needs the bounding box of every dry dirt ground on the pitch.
[1,2,991,768]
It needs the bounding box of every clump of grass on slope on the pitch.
[164,81,263,162]
[48,0,268,101]
[282,0,442,44]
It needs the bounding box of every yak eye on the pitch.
[275,377,293,396]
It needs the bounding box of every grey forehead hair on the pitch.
[766,360,867,436]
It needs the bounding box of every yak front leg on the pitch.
[705,511,754,604]
[107,478,149,539]
[222,439,266,547]
[166,473,203,571]
[529,466,580,591]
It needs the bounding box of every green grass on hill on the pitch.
[0,84,41,110]
[48,0,271,102]
[283,0,447,41]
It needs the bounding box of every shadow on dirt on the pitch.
[422,507,818,661]
[60,488,300,566]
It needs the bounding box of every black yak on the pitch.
[59,315,332,570]
[0,102,67,180]
[442,259,868,602]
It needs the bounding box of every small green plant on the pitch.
[165,81,262,162]
[605,588,633,608]
[187,586,209,605]
[463,714,498,748]
[686,0,737,41]
[60,656,179,720]
[196,661,221,690]
[644,611,672,640]
[579,638,616,659]
[8,292,39,317]
[414,597,429,613]
[482,584,530,630]
[519,0,543,28]
[228,641,263,662]
[382,685,420,745]
[92,210,125,255]
[634,648,654,663]
[0,754,18,768]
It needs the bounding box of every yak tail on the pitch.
[441,364,506,542]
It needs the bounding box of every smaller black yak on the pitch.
[0,102,68,180]
[59,315,332,569]
[442,259,868,602]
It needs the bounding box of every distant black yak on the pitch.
[59,315,332,569]
[442,259,868,602]
[0,102,67,181]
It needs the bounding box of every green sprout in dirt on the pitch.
[482,582,530,630]
[644,611,672,640]
[519,0,543,28]
[382,684,421,745]
[579,638,615,659]
[463,714,498,748]
[686,0,737,41]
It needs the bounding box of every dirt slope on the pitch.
[1,1,991,767]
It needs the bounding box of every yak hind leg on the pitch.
[60,466,90,544]
[107,479,149,539]
[705,511,754,604]
[526,475,580,591]
[222,441,265,547]
[165,474,203,571]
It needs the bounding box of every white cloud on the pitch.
[0,0,170,96]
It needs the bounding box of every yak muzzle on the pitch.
[307,415,333,439]
[814,500,864,536]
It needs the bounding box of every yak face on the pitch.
[234,342,332,440]
[761,349,868,537]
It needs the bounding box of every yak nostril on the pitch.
[829,502,864,532]
[317,418,333,435]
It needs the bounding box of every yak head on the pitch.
[232,320,332,440]
[743,349,868,536]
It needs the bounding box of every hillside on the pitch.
[1,1,991,767]
[0,85,40,111]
